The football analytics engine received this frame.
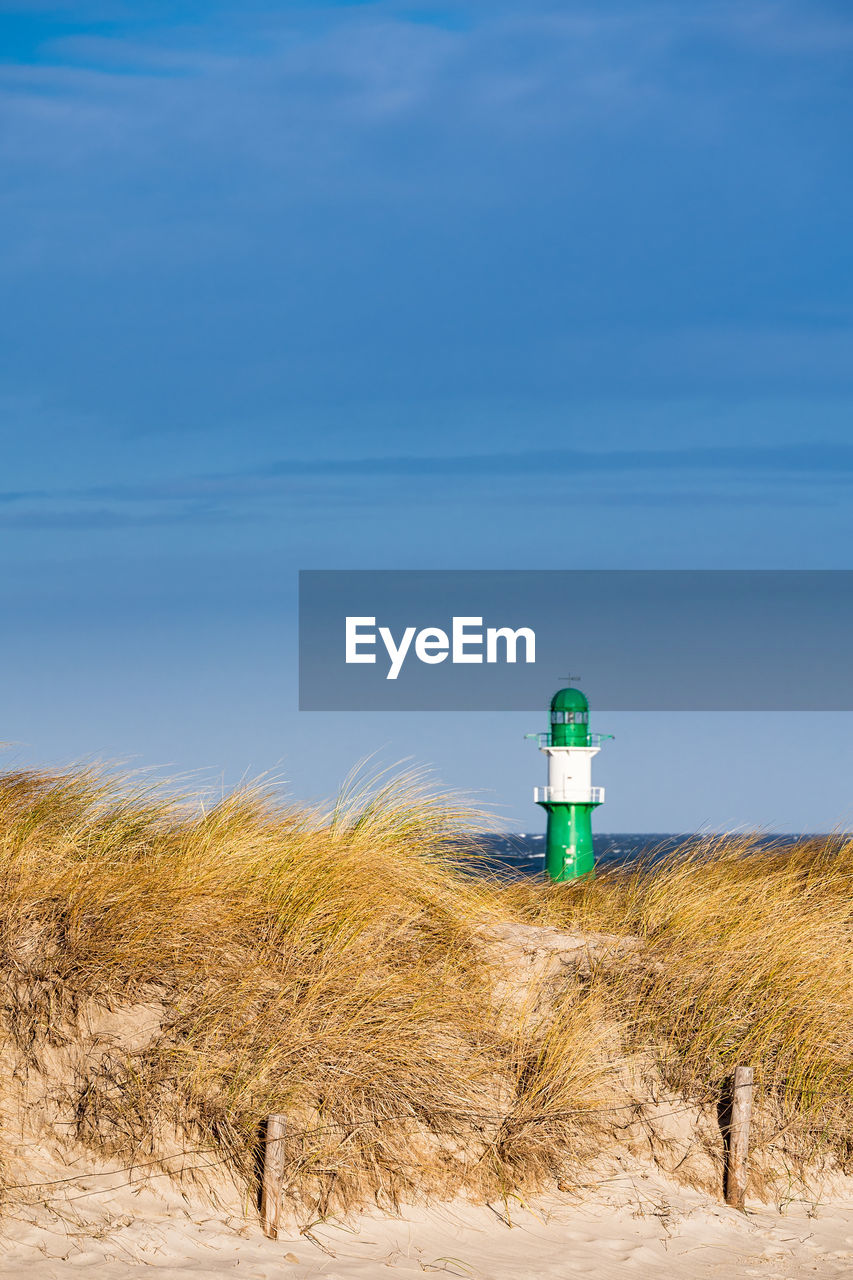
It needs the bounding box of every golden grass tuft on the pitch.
[505,833,853,1176]
[0,765,606,1217]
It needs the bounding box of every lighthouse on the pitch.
[527,687,612,882]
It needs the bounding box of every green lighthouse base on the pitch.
[538,802,596,882]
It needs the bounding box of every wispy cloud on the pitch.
[2,1,843,206]
[0,440,846,533]
[259,441,853,478]
[0,503,246,530]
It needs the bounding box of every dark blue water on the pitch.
[477,832,816,878]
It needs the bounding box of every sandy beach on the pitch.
[3,1164,853,1279]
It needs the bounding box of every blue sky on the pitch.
[2,0,853,830]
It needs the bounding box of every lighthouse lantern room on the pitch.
[526,686,612,882]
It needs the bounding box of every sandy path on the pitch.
[2,1166,853,1279]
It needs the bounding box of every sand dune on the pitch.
[2,769,853,1277]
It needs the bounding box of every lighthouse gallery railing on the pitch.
[525,732,614,749]
[534,786,605,805]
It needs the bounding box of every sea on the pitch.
[477,832,817,878]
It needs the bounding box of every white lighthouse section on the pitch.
[533,745,604,805]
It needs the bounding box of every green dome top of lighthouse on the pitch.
[550,687,589,714]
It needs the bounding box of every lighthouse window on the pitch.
[551,710,589,724]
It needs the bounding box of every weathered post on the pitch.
[261,1114,288,1239]
[725,1066,753,1211]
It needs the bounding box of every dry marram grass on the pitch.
[0,767,852,1221]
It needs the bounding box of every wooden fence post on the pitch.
[261,1114,288,1239]
[724,1066,753,1211]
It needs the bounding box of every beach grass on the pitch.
[0,765,607,1214]
[0,764,852,1216]
[506,833,853,1170]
